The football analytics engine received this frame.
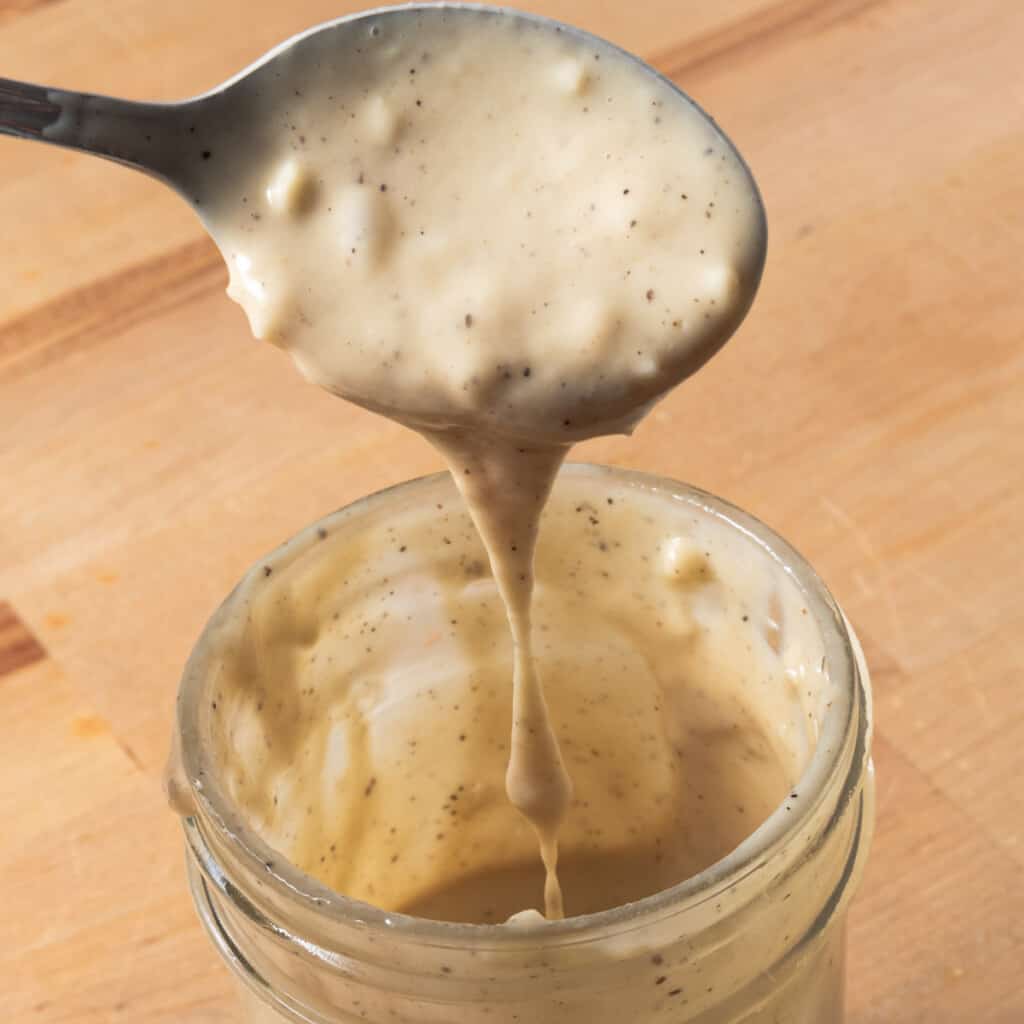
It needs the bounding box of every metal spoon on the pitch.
[0,4,765,236]
[1,4,580,207]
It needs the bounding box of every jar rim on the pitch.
[176,463,868,948]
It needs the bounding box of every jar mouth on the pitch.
[176,463,868,947]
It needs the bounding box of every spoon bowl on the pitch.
[1,3,767,442]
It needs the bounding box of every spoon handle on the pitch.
[0,77,196,194]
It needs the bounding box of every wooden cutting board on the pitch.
[2,0,1022,1020]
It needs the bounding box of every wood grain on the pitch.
[0,0,64,24]
[650,0,885,81]
[0,601,44,676]
[2,0,1022,1021]
[0,238,222,379]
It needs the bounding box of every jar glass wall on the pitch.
[171,464,874,1023]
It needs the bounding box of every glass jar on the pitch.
[171,465,874,1024]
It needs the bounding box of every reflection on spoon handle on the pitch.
[0,77,62,138]
[0,76,197,196]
